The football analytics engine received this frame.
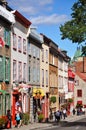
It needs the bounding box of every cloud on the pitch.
[18,6,37,15]
[38,0,53,6]
[30,14,69,25]
[7,0,54,15]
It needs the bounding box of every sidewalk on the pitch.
[5,114,86,130]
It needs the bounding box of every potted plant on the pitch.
[22,113,29,125]
[38,113,44,122]
[50,96,56,103]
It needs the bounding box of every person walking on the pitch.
[6,109,12,129]
[72,108,76,115]
[55,110,60,122]
[15,110,21,128]
[63,108,67,119]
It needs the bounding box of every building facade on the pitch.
[49,40,58,113]
[10,10,31,125]
[28,27,43,122]
[0,1,15,117]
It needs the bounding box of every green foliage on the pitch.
[50,96,56,103]
[0,116,7,127]
[22,113,29,125]
[68,98,73,103]
[38,114,44,122]
[60,0,86,44]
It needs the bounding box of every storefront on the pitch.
[12,84,31,125]
[33,88,49,121]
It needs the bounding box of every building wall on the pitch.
[74,75,86,107]
[40,43,49,93]
[49,51,58,111]
[11,21,28,84]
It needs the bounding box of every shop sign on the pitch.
[0,5,15,23]
[33,88,45,99]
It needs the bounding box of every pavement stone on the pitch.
[4,114,86,130]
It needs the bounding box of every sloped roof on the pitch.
[76,72,86,82]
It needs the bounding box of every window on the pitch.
[28,57,31,82]
[42,69,44,86]
[13,60,17,82]
[46,70,48,86]
[13,33,17,49]
[4,28,10,46]
[23,39,26,54]
[37,60,40,82]
[5,58,10,81]
[18,62,22,82]
[77,89,82,97]
[36,48,40,59]
[23,63,26,82]
[42,48,44,62]
[46,49,48,63]
[18,36,22,52]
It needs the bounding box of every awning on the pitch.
[19,83,32,89]
[0,90,9,94]
[33,88,45,99]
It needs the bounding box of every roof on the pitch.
[76,72,86,82]
[12,10,31,28]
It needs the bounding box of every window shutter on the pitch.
[0,56,4,81]
[3,57,5,80]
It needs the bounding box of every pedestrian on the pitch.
[19,111,23,126]
[72,108,76,115]
[15,110,21,128]
[55,110,60,122]
[60,108,63,119]
[6,109,12,129]
[63,108,67,119]
[82,107,85,115]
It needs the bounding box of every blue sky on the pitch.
[7,0,78,58]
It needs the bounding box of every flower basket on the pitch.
[0,116,8,128]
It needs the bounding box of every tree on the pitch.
[60,0,86,45]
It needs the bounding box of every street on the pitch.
[37,117,86,130]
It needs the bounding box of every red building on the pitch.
[68,68,75,114]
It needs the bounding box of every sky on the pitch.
[7,0,79,58]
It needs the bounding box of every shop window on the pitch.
[0,94,2,116]
[5,94,10,114]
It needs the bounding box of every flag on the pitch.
[0,37,5,47]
